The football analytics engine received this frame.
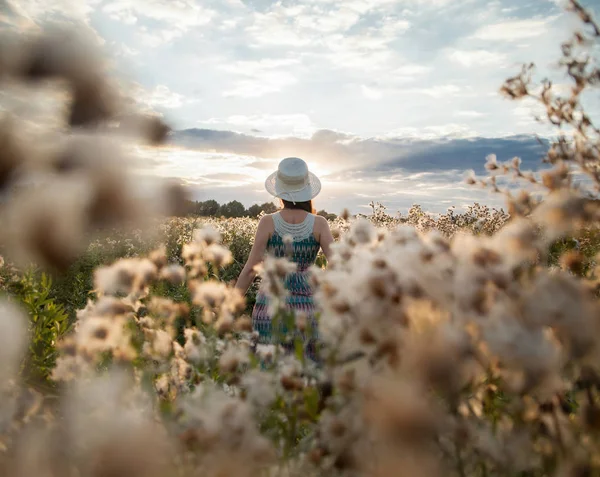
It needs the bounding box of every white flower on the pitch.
[219,342,250,372]
[241,370,277,408]
[159,264,186,285]
[202,243,233,267]
[193,225,221,245]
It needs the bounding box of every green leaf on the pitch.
[303,387,320,421]
[294,337,304,364]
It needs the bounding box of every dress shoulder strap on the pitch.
[272,212,316,241]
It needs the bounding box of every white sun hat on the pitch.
[265,157,322,203]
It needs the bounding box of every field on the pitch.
[0,202,513,319]
[1,201,600,476]
[0,1,599,476]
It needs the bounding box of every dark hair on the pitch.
[281,199,314,214]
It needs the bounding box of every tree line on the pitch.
[183,199,337,220]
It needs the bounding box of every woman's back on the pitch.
[266,211,320,296]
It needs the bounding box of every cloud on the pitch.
[361,85,383,100]
[393,64,432,76]
[219,58,300,97]
[241,1,412,74]
[14,0,576,143]
[133,145,271,181]
[222,73,298,98]
[103,3,138,25]
[408,85,463,98]
[0,0,105,45]
[132,84,187,110]
[198,114,316,138]
[244,2,405,48]
[367,63,432,89]
[447,49,507,67]
[3,0,597,216]
[168,127,549,177]
[336,0,407,15]
[471,17,555,41]
[454,110,486,118]
[369,136,548,175]
[0,1,38,31]
[294,5,361,34]
[102,0,214,45]
[135,27,185,48]
[131,126,555,214]
[320,18,412,70]
[383,124,479,139]
[111,42,140,57]
[189,172,258,187]
[220,58,300,74]
[4,0,101,26]
[245,12,311,47]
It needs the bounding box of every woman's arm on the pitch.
[234,215,272,294]
[315,215,334,261]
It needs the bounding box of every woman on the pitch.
[235,157,334,361]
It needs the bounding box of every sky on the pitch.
[1,0,599,215]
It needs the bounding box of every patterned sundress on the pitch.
[252,212,321,361]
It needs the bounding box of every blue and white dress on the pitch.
[251,212,321,360]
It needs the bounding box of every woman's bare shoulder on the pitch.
[258,213,275,229]
[314,214,330,227]
[260,212,277,221]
